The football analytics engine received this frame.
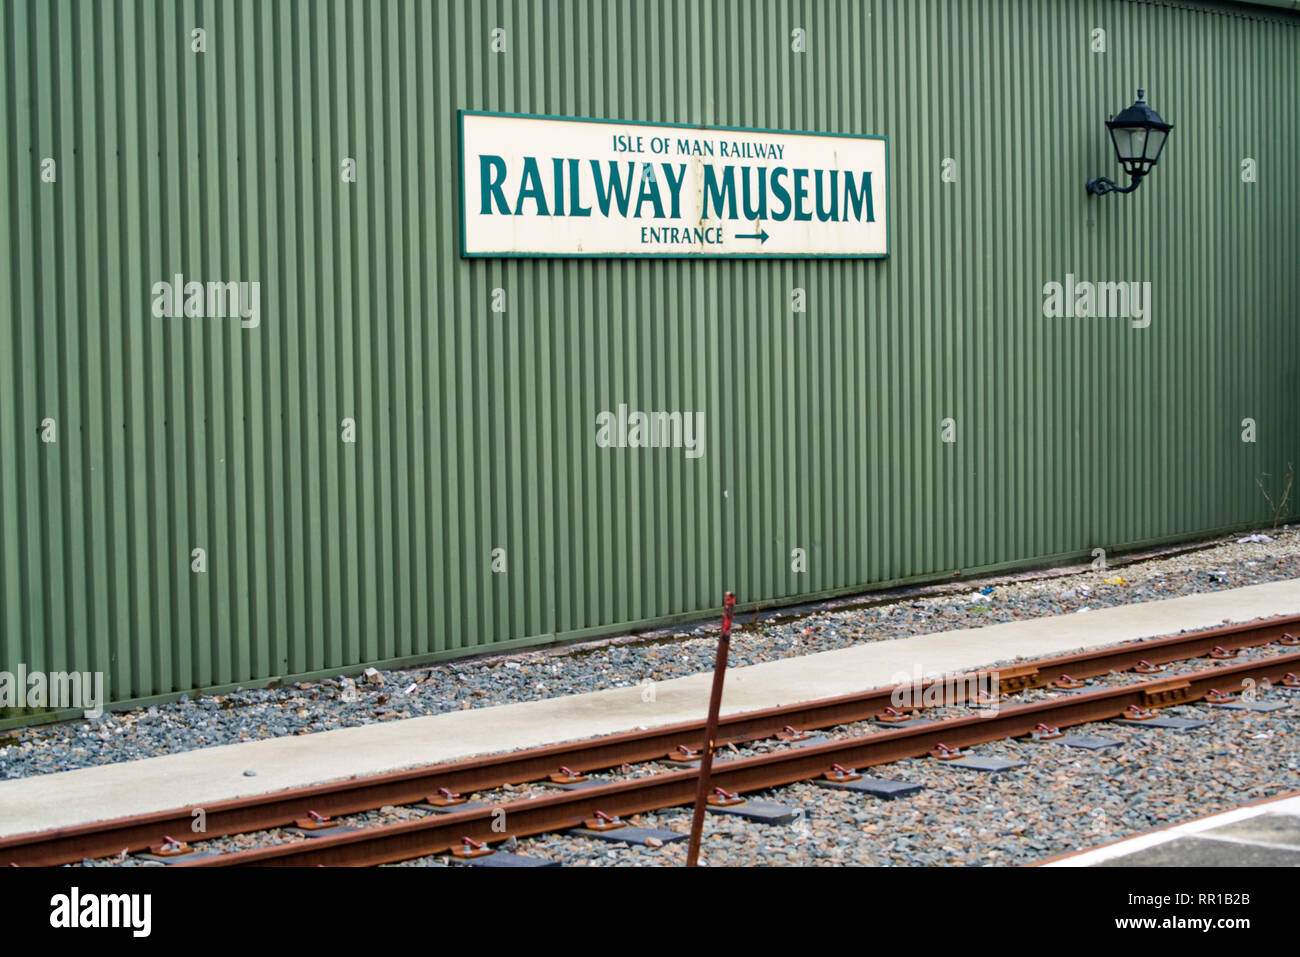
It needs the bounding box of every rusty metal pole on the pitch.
[685,591,736,867]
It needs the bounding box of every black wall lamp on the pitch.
[1086,89,1173,196]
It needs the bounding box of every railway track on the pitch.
[4,615,1299,867]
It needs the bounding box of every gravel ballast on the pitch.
[3,528,1299,781]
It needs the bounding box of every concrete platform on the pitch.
[1042,792,1300,867]
[2,578,1298,840]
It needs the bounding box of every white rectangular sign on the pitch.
[459,111,888,259]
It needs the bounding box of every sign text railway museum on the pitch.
[459,111,889,258]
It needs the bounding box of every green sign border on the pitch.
[458,109,890,261]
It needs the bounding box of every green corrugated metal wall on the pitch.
[2,0,1298,717]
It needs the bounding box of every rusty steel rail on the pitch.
[2,614,1297,866]
[180,650,1300,866]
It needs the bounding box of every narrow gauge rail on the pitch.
[186,651,1300,866]
[3,616,1298,867]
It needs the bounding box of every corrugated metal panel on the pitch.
[1222,0,1300,14]
[2,0,1298,717]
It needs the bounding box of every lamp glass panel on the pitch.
[1110,127,1133,160]
[1126,128,1148,161]
[1144,129,1168,163]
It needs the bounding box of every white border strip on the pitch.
[1043,794,1300,866]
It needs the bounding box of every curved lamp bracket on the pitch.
[1086,175,1143,196]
